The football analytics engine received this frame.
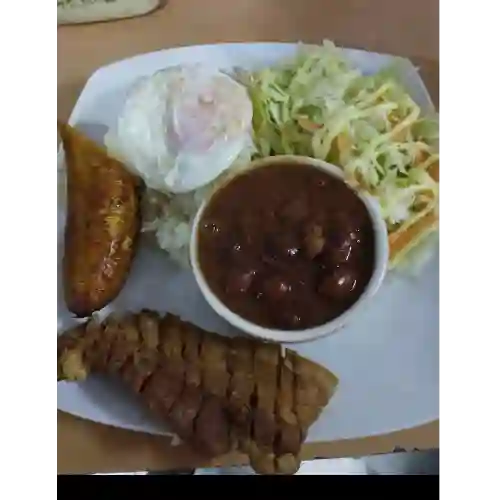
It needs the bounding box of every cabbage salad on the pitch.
[241,41,439,270]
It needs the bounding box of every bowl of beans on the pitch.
[190,155,389,343]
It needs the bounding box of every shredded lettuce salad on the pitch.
[241,41,439,268]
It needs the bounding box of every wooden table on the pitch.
[57,0,439,474]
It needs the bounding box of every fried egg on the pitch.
[104,65,253,194]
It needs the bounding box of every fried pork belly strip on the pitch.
[57,310,339,474]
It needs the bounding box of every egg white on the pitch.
[105,65,254,194]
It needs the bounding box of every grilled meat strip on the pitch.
[57,310,339,474]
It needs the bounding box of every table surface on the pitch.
[57,0,439,474]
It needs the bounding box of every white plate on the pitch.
[57,42,439,442]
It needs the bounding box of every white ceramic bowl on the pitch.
[190,155,389,343]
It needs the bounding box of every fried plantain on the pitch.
[58,122,141,317]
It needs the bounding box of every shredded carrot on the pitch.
[389,210,438,261]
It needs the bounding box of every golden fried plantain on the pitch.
[58,122,141,317]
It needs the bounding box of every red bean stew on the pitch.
[197,162,375,330]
